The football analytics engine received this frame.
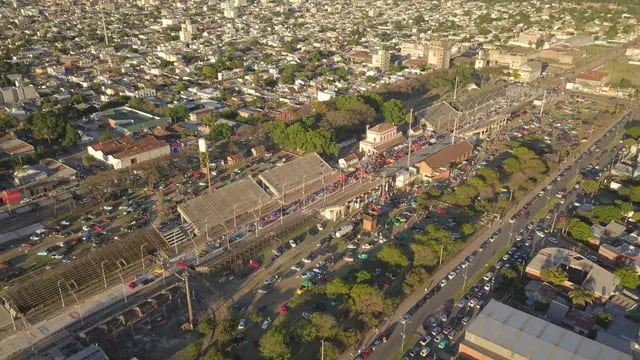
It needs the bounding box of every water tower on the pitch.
[198,137,211,191]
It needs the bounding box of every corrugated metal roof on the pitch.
[465,300,632,360]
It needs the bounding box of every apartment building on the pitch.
[427,40,451,69]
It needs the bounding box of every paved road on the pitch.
[360,110,631,360]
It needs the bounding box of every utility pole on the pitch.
[539,90,546,117]
[400,319,409,353]
[453,75,459,101]
[451,115,458,145]
[462,264,469,291]
[439,243,444,267]
[184,272,194,330]
[99,4,109,46]
[407,109,414,173]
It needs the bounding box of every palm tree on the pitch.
[569,287,595,308]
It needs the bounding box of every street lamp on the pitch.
[140,243,148,272]
[57,280,65,308]
[400,318,410,353]
[301,175,307,213]
[233,204,239,231]
[101,260,109,288]
[117,270,128,305]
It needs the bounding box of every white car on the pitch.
[59,220,71,226]
[361,243,373,250]
[291,263,303,271]
[238,318,248,330]
[347,243,358,249]
[302,257,312,263]
[289,239,297,247]
[264,276,277,285]
[483,272,494,281]
[261,317,272,330]
[547,237,558,244]
[103,205,113,211]
[419,335,432,346]
[29,234,41,241]
[420,347,431,357]
[447,271,457,280]
[484,283,492,291]
[439,278,448,287]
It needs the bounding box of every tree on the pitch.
[410,243,438,267]
[619,185,640,203]
[413,14,425,25]
[568,287,595,308]
[349,284,385,314]
[82,153,95,167]
[377,244,409,267]
[166,104,189,123]
[355,270,371,283]
[259,327,291,360]
[99,131,111,142]
[570,221,593,242]
[500,267,518,279]
[32,115,64,143]
[175,81,187,93]
[62,124,80,147]
[203,346,225,360]
[403,267,429,294]
[70,94,84,105]
[614,267,640,289]
[582,179,600,197]
[325,278,350,298]
[535,37,545,49]
[540,267,569,286]
[310,313,338,339]
[595,312,613,328]
[461,223,475,236]
[202,65,218,83]
[207,123,233,141]
[381,99,406,124]
[625,126,640,139]
[592,205,622,225]
[0,112,18,132]
[502,157,521,174]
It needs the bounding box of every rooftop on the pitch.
[463,300,632,360]
[368,123,396,134]
[259,153,334,198]
[577,70,609,82]
[91,136,169,159]
[421,140,473,170]
[526,247,619,297]
[177,178,272,234]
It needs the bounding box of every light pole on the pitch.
[233,204,239,231]
[462,264,470,291]
[301,175,307,213]
[140,243,148,272]
[400,318,410,353]
[190,238,200,265]
[280,184,286,225]
[57,280,65,308]
[101,260,109,288]
[117,270,127,305]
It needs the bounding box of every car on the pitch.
[238,318,248,330]
[461,316,470,325]
[442,326,452,335]
[460,260,469,268]
[302,257,312,263]
[0,261,10,269]
[103,205,113,211]
[361,242,374,250]
[291,263,303,271]
[370,338,382,351]
[302,311,312,320]
[347,242,358,249]
[261,317,272,330]
[535,229,545,237]
[289,239,298,247]
[264,276,277,285]
[29,234,41,241]
[419,335,432,346]
[468,298,478,307]
[509,216,516,223]
[59,220,71,226]
[547,236,558,244]
[127,281,137,289]
[433,333,444,342]
[483,272,493,281]
[438,339,449,349]
[301,271,315,279]
[427,316,437,328]
[419,347,431,357]
[502,254,510,261]
[372,268,382,276]
[458,298,468,307]
[447,271,457,280]
[524,239,532,247]
[448,329,458,339]
[272,248,282,256]
[484,283,492,291]
[257,288,270,294]
[408,346,419,358]
[317,223,324,231]
[439,278,448,287]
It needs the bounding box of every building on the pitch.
[218,68,244,81]
[179,20,195,43]
[539,45,585,64]
[189,108,214,122]
[525,247,619,299]
[510,31,544,48]
[94,106,170,136]
[487,50,528,69]
[358,123,404,154]
[223,1,237,18]
[428,40,451,69]
[0,136,34,159]
[414,140,473,179]
[87,136,170,169]
[371,49,391,72]
[576,70,609,88]
[517,61,543,83]
[459,300,632,360]
[400,42,427,59]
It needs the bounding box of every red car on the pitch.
[128,281,137,289]
[280,305,288,315]
[177,261,188,268]
[0,261,10,269]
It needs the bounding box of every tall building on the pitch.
[371,49,390,72]
[223,1,237,18]
[400,42,427,59]
[428,40,451,69]
[179,20,195,43]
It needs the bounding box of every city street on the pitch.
[360,110,631,360]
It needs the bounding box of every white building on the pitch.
[371,49,391,72]
[359,123,404,154]
[400,42,427,59]
[180,20,195,43]
[427,40,451,69]
[87,136,170,170]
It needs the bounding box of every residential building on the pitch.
[525,247,619,299]
[0,136,35,159]
[371,49,391,72]
[218,69,244,81]
[459,300,632,360]
[414,140,473,179]
[223,1,237,18]
[358,123,403,154]
[428,40,451,69]
[87,136,170,169]
[539,45,585,64]
[189,108,213,122]
[338,153,359,169]
[400,42,427,59]
[517,61,543,83]
[510,31,543,48]
[180,20,195,43]
[487,50,528,69]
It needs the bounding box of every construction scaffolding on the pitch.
[1,228,169,324]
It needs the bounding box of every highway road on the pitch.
[359,110,632,360]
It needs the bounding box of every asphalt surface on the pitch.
[361,110,632,360]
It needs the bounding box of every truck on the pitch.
[334,223,354,238]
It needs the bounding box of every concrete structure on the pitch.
[487,50,528,70]
[400,42,427,59]
[87,136,170,169]
[259,153,335,198]
[539,45,585,64]
[358,123,404,154]
[94,106,170,136]
[371,49,390,72]
[459,300,632,360]
[576,70,610,88]
[517,61,543,83]
[428,40,451,69]
[179,19,195,43]
[0,85,38,105]
[414,140,473,179]
[0,136,34,159]
[189,107,214,122]
[13,159,76,186]
[525,247,619,299]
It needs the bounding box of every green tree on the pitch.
[570,221,593,242]
[592,205,622,224]
[502,157,522,174]
[0,112,18,132]
[325,278,350,297]
[82,153,95,167]
[403,267,429,294]
[614,267,640,289]
[582,179,600,197]
[461,223,475,236]
[99,131,111,142]
[595,312,613,328]
[535,37,545,49]
[619,185,640,203]
[259,327,291,360]
[500,267,518,279]
[207,122,233,141]
[540,267,569,286]
[409,243,438,267]
[568,287,595,308]
[166,104,189,123]
[625,126,640,139]
[377,244,409,267]
[70,94,84,105]
[381,99,406,124]
[175,81,187,93]
[413,14,425,25]
[309,313,338,339]
[32,115,65,143]
[62,124,80,147]
[349,284,385,314]
[355,270,371,283]
[202,65,218,82]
